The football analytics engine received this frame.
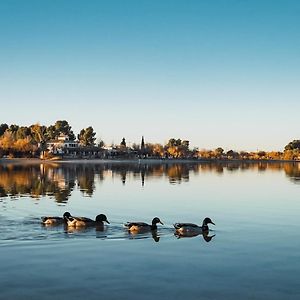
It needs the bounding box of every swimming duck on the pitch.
[124,217,163,232]
[174,217,215,234]
[41,212,71,225]
[66,214,110,227]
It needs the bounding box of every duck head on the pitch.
[202,217,215,228]
[95,214,110,224]
[152,217,164,225]
[63,212,72,219]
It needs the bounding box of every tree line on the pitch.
[0,120,299,160]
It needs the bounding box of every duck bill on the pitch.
[159,221,164,225]
[105,220,110,224]
[210,221,215,225]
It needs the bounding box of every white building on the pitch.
[47,134,79,155]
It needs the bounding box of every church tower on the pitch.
[141,136,145,151]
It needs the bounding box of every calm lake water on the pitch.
[1,161,300,300]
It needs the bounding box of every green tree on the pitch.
[98,139,105,148]
[0,124,8,136]
[176,139,182,146]
[78,126,96,146]
[46,125,57,140]
[240,151,250,159]
[226,150,240,159]
[120,137,126,147]
[8,124,19,138]
[30,124,47,144]
[182,140,189,149]
[15,126,31,140]
[167,138,176,147]
[54,120,75,140]
[285,140,300,151]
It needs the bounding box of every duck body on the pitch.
[41,212,71,225]
[66,214,109,227]
[174,223,204,234]
[125,217,163,232]
[174,217,215,234]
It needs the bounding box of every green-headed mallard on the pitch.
[174,217,215,234]
[41,212,71,225]
[124,217,163,232]
[66,214,110,227]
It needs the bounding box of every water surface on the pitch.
[1,161,300,299]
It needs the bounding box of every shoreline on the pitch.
[0,157,299,165]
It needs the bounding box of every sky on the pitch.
[0,0,299,151]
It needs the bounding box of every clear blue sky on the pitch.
[0,0,299,151]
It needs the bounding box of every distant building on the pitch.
[45,134,104,158]
[47,134,79,155]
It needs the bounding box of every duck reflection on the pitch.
[64,225,108,239]
[127,230,160,242]
[175,230,215,242]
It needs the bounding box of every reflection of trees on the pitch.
[0,162,300,201]
[0,164,75,203]
[76,165,95,196]
[283,163,300,184]
[166,164,189,184]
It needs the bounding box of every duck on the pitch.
[174,217,215,234]
[66,214,110,227]
[124,217,163,232]
[41,212,71,225]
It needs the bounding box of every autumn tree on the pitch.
[215,147,224,158]
[0,131,14,150]
[14,137,33,153]
[283,150,297,160]
[165,138,190,158]
[257,151,266,159]
[198,149,214,159]
[167,138,176,147]
[267,151,283,160]
[152,143,164,157]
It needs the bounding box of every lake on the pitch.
[1,161,300,300]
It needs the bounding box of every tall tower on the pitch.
[141,136,145,151]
